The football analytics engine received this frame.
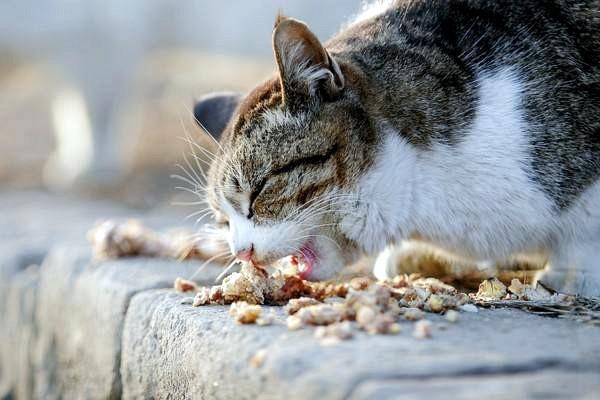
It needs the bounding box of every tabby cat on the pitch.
[193,0,600,296]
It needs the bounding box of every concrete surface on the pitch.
[122,292,600,400]
[1,191,600,399]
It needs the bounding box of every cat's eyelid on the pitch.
[248,177,268,217]
[272,144,338,175]
[245,144,338,216]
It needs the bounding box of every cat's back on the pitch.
[333,0,599,210]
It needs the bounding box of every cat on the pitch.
[193,0,600,297]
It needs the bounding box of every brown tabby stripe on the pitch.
[232,78,283,136]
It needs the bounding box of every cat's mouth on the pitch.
[290,242,319,280]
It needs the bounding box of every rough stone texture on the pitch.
[0,263,39,400]
[122,291,600,400]
[31,246,222,400]
[347,372,600,400]
[0,242,45,398]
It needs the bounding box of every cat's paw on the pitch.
[373,247,399,281]
[535,269,600,298]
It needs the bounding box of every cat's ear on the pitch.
[272,15,344,103]
[193,92,242,139]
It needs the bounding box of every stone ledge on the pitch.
[121,290,600,400]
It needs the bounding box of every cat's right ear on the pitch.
[193,92,242,139]
[272,15,344,105]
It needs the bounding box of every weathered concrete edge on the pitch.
[1,243,223,400]
[0,244,48,400]
[44,245,224,400]
[119,289,600,400]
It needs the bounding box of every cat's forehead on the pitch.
[231,78,284,138]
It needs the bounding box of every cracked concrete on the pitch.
[1,191,600,399]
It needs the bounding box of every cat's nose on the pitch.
[235,244,254,262]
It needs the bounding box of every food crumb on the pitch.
[355,305,377,326]
[296,304,343,326]
[362,313,399,335]
[389,323,402,334]
[256,310,276,326]
[413,319,432,339]
[285,297,322,315]
[314,321,353,345]
[193,288,212,307]
[426,294,444,313]
[287,315,303,330]
[476,277,507,300]
[445,309,459,323]
[174,277,198,293]
[507,278,553,301]
[249,349,268,368]
[229,301,262,324]
[402,307,425,321]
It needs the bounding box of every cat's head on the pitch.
[195,16,379,280]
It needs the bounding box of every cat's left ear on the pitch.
[272,15,344,103]
[193,92,242,139]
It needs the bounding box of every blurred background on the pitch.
[0,0,364,211]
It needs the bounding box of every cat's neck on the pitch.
[348,67,557,260]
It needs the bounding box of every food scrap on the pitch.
[229,301,262,324]
[249,349,267,368]
[189,262,350,307]
[445,309,459,323]
[285,297,322,314]
[87,219,227,261]
[174,277,198,293]
[475,277,507,300]
[507,278,553,301]
[88,220,165,260]
[413,320,432,339]
[185,264,473,341]
[314,321,353,345]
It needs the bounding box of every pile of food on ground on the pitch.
[174,260,476,344]
[472,276,574,303]
[177,263,584,344]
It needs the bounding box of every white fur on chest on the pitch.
[345,67,558,259]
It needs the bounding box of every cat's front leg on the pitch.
[373,245,400,281]
[339,201,391,255]
[372,242,436,280]
[536,240,600,297]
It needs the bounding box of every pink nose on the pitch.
[235,245,254,262]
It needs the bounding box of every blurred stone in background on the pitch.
[0,0,362,208]
[0,54,59,188]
